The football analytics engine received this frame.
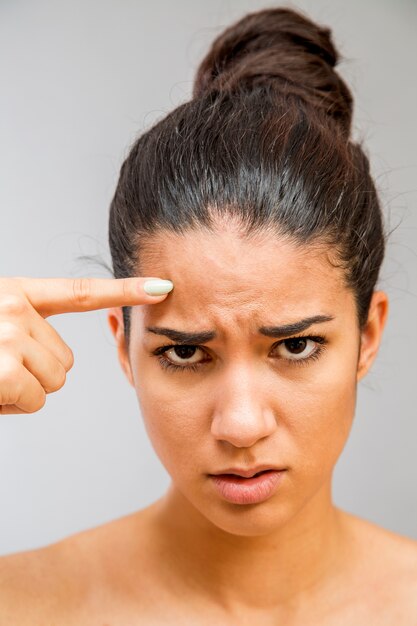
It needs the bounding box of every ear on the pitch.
[357,291,389,382]
[107,307,134,387]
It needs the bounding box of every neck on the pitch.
[151,479,348,614]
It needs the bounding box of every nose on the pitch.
[210,362,278,448]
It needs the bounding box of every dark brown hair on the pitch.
[108,7,385,341]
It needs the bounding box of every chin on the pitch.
[195,493,296,538]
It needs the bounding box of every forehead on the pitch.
[134,225,352,333]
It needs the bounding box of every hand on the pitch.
[0,277,172,414]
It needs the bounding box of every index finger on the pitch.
[17,277,174,317]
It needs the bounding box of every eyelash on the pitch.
[151,335,327,374]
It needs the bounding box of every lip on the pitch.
[210,464,286,479]
[209,468,286,505]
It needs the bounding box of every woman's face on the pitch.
[109,224,387,536]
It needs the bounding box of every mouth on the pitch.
[210,465,286,479]
[218,469,271,480]
[208,469,286,505]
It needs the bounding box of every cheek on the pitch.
[284,357,358,478]
[133,369,210,479]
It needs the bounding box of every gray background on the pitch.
[0,0,416,556]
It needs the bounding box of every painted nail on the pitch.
[143,279,174,296]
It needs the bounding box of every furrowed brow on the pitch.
[145,327,217,344]
[259,315,335,338]
[145,315,334,344]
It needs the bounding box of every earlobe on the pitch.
[357,291,389,382]
[107,307,134,387]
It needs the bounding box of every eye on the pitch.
[151,335,327,374]
[161,345,204,366]
[151,344,209,373]
[273,336,326,362]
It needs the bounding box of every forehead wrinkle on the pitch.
[136,227,348,322]
[147,298,275,344]
[165,279,267,321]
[137,227,338,288]
[205,304,261,335]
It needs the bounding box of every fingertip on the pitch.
[142,279,174,297]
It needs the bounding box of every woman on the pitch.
[0,6,416,624]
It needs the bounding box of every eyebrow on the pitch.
[145,315,335,344]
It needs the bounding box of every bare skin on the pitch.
[0,503,416,625]
[0,224,416,624]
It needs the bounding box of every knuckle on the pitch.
[122,278,133,300]
[0,361,22,404]
[0,322,22,346]
[49,364,66,392]
[63,346,74,371]
[72,278,92,307]
[0,359,21,386]
[28,390,46,413]
[0,294,27,317]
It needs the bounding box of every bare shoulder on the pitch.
[0,508,152,625]
[0,537,81,625]
[340,508,417,566]
[0,536,98,626]
[338,508,417,615]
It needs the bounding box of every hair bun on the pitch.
[193,7,353,137]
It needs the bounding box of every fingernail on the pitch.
[143,279,174,296]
